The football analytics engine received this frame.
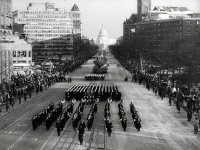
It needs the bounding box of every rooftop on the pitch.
[71,4,79,11]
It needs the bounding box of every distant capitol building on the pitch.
[96,25,116,50]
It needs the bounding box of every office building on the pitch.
[13,2,82,62]
[0,0,13,83]
[135,18,200,65]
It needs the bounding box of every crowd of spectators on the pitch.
[0,58,88,113]
[114,54,200,126]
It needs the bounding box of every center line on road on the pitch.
[1,111,30,133]
[8,127,31,150]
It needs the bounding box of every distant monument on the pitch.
[96,25,109,50]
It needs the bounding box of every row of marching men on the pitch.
[130,102,141,131]
[55,102,74,136]
[71,99,98,131]
[31,101,63,131]
[85,74,105,81]
[77,101,99,145]
[86,101,98,131]
[65,84,121,102]
[72,102,85,131]
[104,101,113,136]
[118,100,127,131]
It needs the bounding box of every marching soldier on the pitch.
[121,117,127,131]
[134,116,141,131]
[32,115,37,131]
[105,119,113,137]
[87,115,93,131]
[56,119,61,136]
[78,120,86,145]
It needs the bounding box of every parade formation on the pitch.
[85,74,105,81]
[1,49,200,150]
[65,83,122,102]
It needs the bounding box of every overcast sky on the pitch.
[13,0,200,39]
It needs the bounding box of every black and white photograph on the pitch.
[0,0,200,149]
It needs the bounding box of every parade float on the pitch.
[92,51,108,74]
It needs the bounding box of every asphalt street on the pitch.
[0,52,200,150]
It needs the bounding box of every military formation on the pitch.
[85,74,105,81]
[72,102,84,131]
[86,101,98,131]
[31,101,64,131]
[130,102,142,131]
[65,84,121,102]
[56,102,74,136]
[118,101,127,131]
[76,101,98,145]
[104,101,113,136]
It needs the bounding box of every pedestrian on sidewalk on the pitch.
[194,117,199,134]
[169,94,172,106]
[176,100,181,113]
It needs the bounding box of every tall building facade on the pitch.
[12,35,32,64]
[13,2,82,62]
[0,32,14,83]
[0,0,13,84]
[135,18,200,65]
[137,0,151,21]
[0,0,12,29]
[123,14,138,43]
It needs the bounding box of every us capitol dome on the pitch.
[96,25,109,50]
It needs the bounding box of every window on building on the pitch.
[13,51,16,57]
[186,32,190,35]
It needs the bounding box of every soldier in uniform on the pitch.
[86,115,93,131]
[72,113,79,130]
[56,119,61,136]
[121,117,127,131]
[32,115,37,131]
[78,120,86,145]
[106,119,113,137]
